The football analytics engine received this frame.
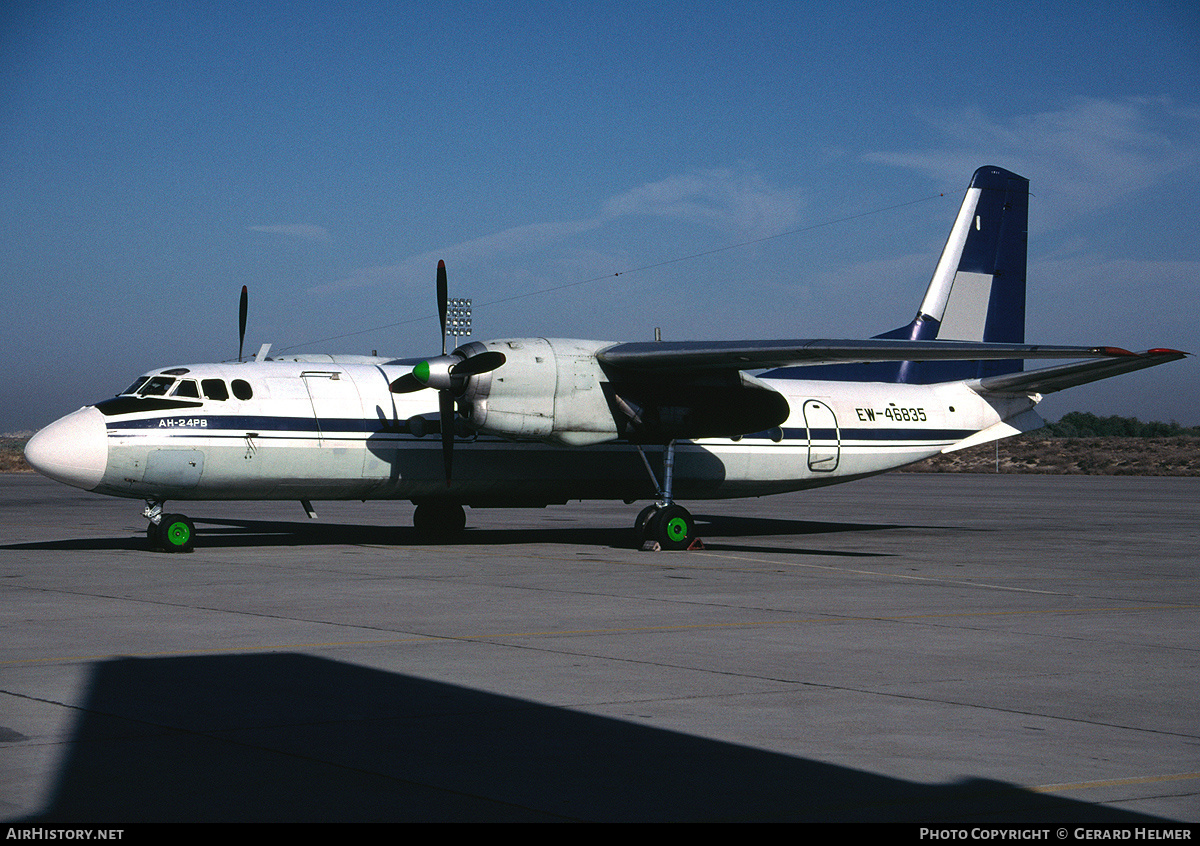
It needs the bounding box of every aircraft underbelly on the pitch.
[96,427,950,503]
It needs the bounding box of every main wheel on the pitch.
[412,502,467,539]
[634,504,660,539]
[646,504,694,551]
[153,513,195,553]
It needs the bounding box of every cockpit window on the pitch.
[231,379,253,400]
[172,379,200,398]
[122,376,150,395]
[138,376,176,396]
[202,379,229,401]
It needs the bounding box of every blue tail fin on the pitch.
[886,164,1029,382]
[766,166,1030,384]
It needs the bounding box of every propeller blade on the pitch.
[439,389,455,485]
[450,350,506,376]
[389,373,428,393]
[437,259,448,355]
[238,286,248,362]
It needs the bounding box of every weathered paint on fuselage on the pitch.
[84,356,1030,506]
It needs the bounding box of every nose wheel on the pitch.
[144,501,195,552]
[147,516,195,553]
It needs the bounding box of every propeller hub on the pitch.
[414,359,432,384]
[411,354,460,392]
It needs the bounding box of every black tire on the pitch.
[412,502,467,539]
[634,504,660,539]
[156,513,195,553]
[647,504,694,551]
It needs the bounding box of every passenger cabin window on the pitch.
[172,380,200,398]
[202,379,229,401]
[231,379,253,400]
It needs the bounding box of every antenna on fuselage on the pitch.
[238,285,249,362]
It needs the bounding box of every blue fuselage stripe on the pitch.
[103,415,972,444]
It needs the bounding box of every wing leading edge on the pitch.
[597,339,1138,375]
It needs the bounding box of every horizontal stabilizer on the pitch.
[973,349,1188,396]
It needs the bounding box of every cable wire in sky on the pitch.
[275,191,946,354]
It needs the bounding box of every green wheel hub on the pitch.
[644,504,694,550]
[664,516,689,543]
[152,513,195,553]
[163,520,190,547]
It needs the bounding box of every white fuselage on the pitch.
[29,352,1032,506]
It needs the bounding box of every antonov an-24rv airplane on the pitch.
[25,167,1187,552]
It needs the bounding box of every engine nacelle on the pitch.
[457,338,622,446]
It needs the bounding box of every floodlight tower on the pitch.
[445,297,472,345]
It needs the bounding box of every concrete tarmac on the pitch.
[1,472,1197,823]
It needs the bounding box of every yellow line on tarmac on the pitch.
[1032,771,1200,793]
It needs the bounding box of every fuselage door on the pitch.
[301,371,364,445]
[803,399,840,472]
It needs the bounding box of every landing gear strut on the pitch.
[633,441,698,550]
[144,500,195,553]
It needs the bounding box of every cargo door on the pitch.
[301,371,364,445]
[803,400,840,472]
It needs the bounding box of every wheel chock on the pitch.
[640,537,705,552]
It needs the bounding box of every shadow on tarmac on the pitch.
[1,511,941,557]
[11,653,1176,823]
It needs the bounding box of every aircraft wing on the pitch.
[972,349,1189,396]
[596,339,1135,374]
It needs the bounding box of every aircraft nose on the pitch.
[24,406,108,491]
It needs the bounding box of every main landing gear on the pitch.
[633,440,700,551]
[144,500,195,553]
[412,501,467,539]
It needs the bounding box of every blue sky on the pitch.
[3,1,1198,433]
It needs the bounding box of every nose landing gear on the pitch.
[144,501,195,553]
